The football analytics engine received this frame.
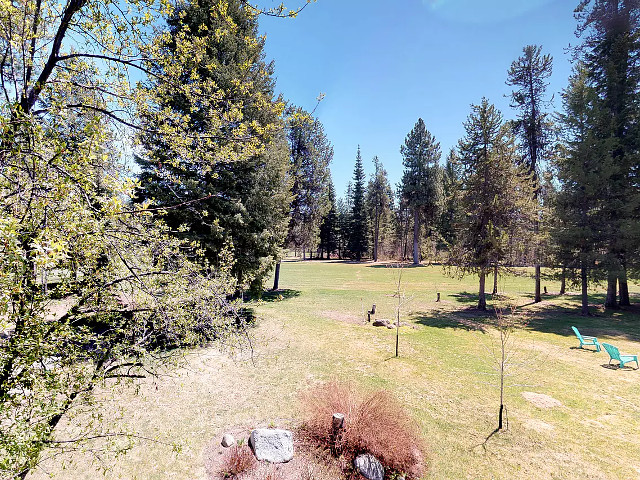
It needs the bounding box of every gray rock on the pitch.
[373,319,389,327]
[386,324,395,329]
[221,433,235,448]
[249,428,293,463]
[354,453,384,480]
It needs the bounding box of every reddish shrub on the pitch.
[219,445,256,478]
[301,382,426,479]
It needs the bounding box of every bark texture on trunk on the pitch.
[492,264,498,295]
[581,266,590,316]
[478,269,487,311]
[534,265,541,303]
[272,261,280,291]
[605,272,618,309]
[619,264,630,306]
[559,266,566,295]
[412,210,420,265]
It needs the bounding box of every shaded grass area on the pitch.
[27,260,640,480]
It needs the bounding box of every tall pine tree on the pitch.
[507,44,554,303]
[454,99,534,310]
[135,0,290,293]
[348,146,370,261]
[574,0,640,308]
[366,156,394,262]
[287,108,333,259]
[400,118,442,265]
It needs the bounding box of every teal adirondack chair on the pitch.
[601,343,639,370]
[571,326,601,352]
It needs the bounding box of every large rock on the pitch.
[249,428,293,463]
[354,453,384,480]
[373,319,390,327]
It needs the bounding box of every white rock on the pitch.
[354,453,384,480]
[249,428,293,463]
[221,433,235,447]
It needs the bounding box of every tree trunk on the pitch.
[272,261,281,291]
[478,269,487,311]
[492,264,498,295]
[534,265,541,303]
[559,266,566,295]
[619,262,630,306]
[412,209,420,265]
[581,266,590,316]
[605,272,618,309]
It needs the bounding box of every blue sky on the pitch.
[259,0,580,197]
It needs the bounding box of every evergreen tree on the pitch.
[453,99,534,310]
[348,146,370,261]
[554,65,606,315]
[319,181,339,259]
[507,44,554,303]
[336,193,352,259]
[437,148,463,254]
[366,156,394,262]
[135,0,290,292]
[574,0,640,308]
[287,108,333,259]
[400,118,443,265]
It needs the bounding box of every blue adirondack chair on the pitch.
[601,342,639,370]
[571,326,601,352]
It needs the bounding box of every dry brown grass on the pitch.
[219,445,256,478]
[301,381,426,479]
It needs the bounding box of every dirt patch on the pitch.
[522,418,555,433]
[204,426,342,480]
[522,392,563,409]
[321,310,365,325]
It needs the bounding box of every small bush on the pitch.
[219,445,256,478]
[301,382,426,479]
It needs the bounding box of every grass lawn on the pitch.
[28,260,640,480]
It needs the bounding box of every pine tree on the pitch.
[366,156,394,262]
[135,0,290,292]
[507,44,554,303]
[319,181,339,259]
[574,0,640,308]
[437,148,463,254]
[554,65,607,315]
[348,146,370,261]
[454,99,535,310]
[287,108,333,259]
[400,118,443,265]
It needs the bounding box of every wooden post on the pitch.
[436,292,440,302]
[331,413,344,453]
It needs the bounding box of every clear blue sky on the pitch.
[259,0,580,198]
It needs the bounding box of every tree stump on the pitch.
[436,292,440,302]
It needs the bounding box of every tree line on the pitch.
[301,1,640,316]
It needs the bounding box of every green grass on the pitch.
[28,260,640,480]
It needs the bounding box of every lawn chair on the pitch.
[571,326,601,352]
[601,342,639,370]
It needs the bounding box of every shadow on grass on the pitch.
[600,363,639,371]
[366,263,433,269]
[260,289,301,303]
[408,294,640,342]
[411,307,492,333]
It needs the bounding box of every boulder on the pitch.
[221,433,235,448]
[372,319,389,327]
[354,453,384,480]
[249,428,293,463]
